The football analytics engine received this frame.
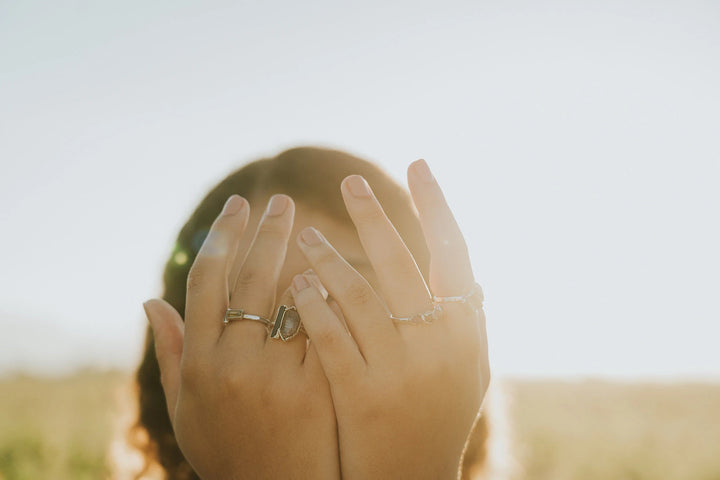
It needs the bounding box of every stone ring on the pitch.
[270,305,306,342]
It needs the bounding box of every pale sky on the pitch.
[1,0,718,379]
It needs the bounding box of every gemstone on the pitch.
[280,308,301,340]
[270,305,285,338]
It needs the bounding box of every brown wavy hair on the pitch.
[131,146,492,479]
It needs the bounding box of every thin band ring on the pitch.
[433,282,484,313]
[390,304,444,325]
[392,282,484,325]
[224,308,273,331]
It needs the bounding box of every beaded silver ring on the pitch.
[391,282,484,325]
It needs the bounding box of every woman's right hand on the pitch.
[290,161,489,480]
[143,194,340,480]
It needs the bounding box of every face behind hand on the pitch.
[227,198,379,314]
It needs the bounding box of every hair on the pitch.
[130,146,495,479]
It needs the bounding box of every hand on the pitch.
[143,194,340,480]
[290,159,490,480]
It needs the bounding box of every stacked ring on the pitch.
[390,282,484,325]
[224,306,306,342]
[223,309,273,330]
[390,304,444,325]
[226,283,483,333]
[433,282,484,315]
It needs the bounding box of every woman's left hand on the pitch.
[291,159,490,480]
[143,194,340,480]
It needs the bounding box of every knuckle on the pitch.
[256,222,289,242]
[218,363,247,393]
[343,278,374,305]
[353,206,385,228]
[313,246,339,269]
[385,251,418,278]
[234,268,272,292]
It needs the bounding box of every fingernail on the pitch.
[300,227,323,246]
[346,175,372,197]
[222,195,244,216]
[413,159,435,183]
[293,274,310,291]
[265,195,288,216]
[142,301,154,326]
[307,274,329,300]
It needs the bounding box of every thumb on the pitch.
[143,298,184,423]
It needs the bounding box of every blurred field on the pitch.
[0,370,128,480]
[503,379,720,480]
[1,371,719,480]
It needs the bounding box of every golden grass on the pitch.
[0,370,128,480]
[1,371,719,479]
[503,379,720,480]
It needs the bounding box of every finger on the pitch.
[264,286,307,363]
[302,268,329,301]
[340,175,432,318]
[226,229,246,296]
[291,274,364,383]
[143,298,184,422]
[296,227,397,358]
[302,344,335,415]
[327,297,350,333]
[185,195,249,349]
[222,195,295,350]
[408,159,475,296]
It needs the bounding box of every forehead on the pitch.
[230,198,373,294]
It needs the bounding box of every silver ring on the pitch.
[433,282,484,312]
[224,308,273,331]
[392,282,484,325]
[390,304,444,325]
[270,305,306,342]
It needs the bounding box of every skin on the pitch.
[228,192,380,304]
[143,159,490,479]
